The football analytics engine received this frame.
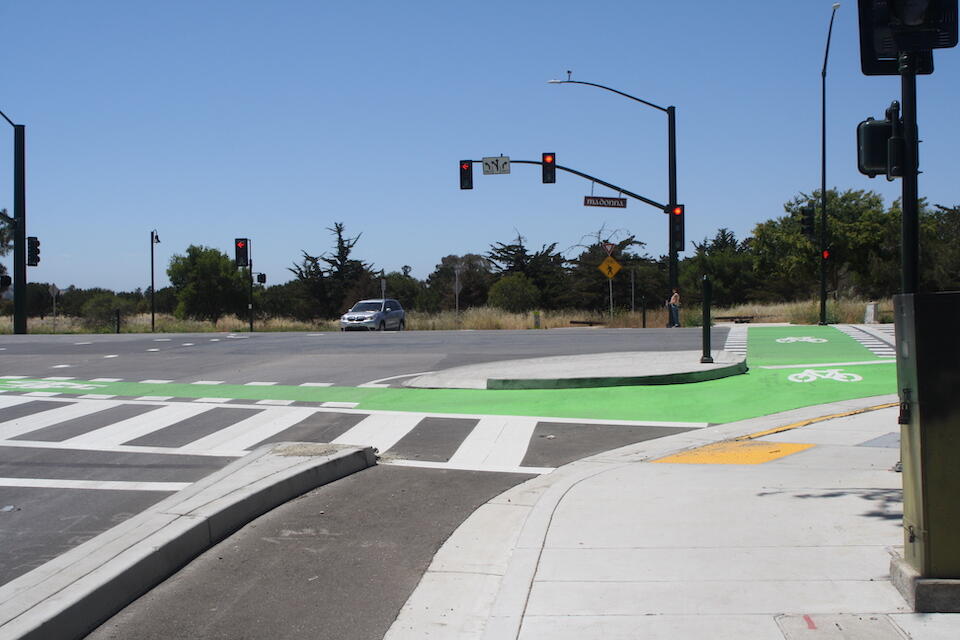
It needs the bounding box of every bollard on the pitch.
[115,309,121,334]
[700,276,714,363]
[533,310,541,329]
[641,296,646,328]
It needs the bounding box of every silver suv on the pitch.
[339,298,405,331]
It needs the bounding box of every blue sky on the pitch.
[1,1,957,292]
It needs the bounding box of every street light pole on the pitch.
[150,230,160,332]
[0,109,27,334]
[548,78,679,292]
[820,2,840,325]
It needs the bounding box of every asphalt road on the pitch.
[85,465,533,640]
[0,327,725,387]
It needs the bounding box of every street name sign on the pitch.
[584,196,627,208]
[598,256,621,279]
[482,156,511,175]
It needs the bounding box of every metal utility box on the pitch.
[895,292,960,577]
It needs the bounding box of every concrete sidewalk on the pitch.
[386,398,959,639]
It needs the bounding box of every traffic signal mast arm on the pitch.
[493,159,666,210]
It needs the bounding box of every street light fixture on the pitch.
[820,2,841,325]
[548,75,680,292]
[150,230,160,332]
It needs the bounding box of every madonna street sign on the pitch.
[584,196,627,208]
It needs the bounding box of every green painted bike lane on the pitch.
[0,326,896,424]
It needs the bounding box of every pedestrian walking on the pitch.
[668,288,681,327]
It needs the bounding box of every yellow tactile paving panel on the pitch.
[651,440,815,465]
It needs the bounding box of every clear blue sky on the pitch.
[1,1,957,292]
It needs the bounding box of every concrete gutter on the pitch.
[0,443,377,640]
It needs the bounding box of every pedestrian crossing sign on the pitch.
[598,256,621,279]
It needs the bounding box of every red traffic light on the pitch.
[236,240,246,249]
[822,249,831,260]
[543,154,555,164]
[670,205,684,216]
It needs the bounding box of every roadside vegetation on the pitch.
[0,190,955,333]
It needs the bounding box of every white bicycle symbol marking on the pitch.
[787,369,863,383]
[776,337,828,343]
[0,380,105,391]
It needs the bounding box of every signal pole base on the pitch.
[891,551,960,612]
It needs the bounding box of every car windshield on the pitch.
[350,302,383,312]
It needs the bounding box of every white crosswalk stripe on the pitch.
[722,324,748,355]
[0,397,706,477]
[835,324,896,358]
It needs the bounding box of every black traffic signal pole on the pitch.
[820,3,840,325]
[0,110,27,334]
[900,52,920,295]
[462,159,665,209]
[547,79,679,292]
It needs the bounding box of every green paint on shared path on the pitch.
[0,327,896,424]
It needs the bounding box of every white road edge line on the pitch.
[0,477,191,492]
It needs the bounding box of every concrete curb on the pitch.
[0,442,377,640]
[486,359,748,389]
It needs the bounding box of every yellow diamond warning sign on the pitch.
[598,256,621,279]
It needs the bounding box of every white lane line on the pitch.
[0,401,123,440]
[182,407,319,454]
[103,355,118,359]
[255,399,294,406]
[447,417,538,470]
[135,396,173,402]
[0,376,29,380]
[360,371,437,386]
[42,377,75,381]
[0,396,37,409]
[90,378,123,382]
[193,381,224,385]
[74,342,93,345]
[244,382,278,386]
[182,343,195,346]
[0,477,190,492]
[759,360,897,370]
[65,403,215,448]
[0,438,243,457]
[153,338,172,342]
[331,413,424,454]
[78,395,117,400]
[23,392,62,397]
[299,382,334,387]
[209,339,221,342]
[321,401,358,409]
[146,349,160,352]
[51,365,72,369]
[357,383,390,388]
[140,379,173,384]
[193,398,231,404]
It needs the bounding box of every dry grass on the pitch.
[0,299,894,334]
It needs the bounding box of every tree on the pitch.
[422,254,493,312]
[566,230,653,311]
[487,233,569,309]
[681,229,757,307]
[487,273,539,313]
[167,245,247,322]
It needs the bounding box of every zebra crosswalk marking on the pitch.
[447,416,538,470]
[331,413,424,454]
[64,403,215,448]
[0,400,123,440]
[181,407,319,455]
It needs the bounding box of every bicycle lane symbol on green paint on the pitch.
[748,325,887,367]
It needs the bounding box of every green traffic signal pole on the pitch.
[548,78,679,292]
[0,109,27,334]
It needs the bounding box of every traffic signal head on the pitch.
[822,248,832,261]
[235,238,249,267]
[800,206,817,241]
[459,160,473,190]
[542,153,556,184]
[27,236,40,266]
[665,204,685,252]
